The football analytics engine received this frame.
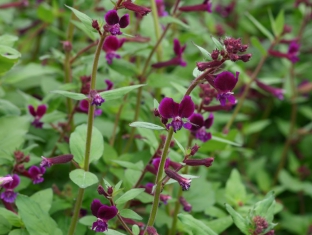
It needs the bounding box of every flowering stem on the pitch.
[145,127,174,233]
[67,34,106,235]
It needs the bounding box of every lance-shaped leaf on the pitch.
[246,12,274,42]
[115,188,145,205]
[50,90,86,100]
[129,122,165,130]
[99,84,146,101]
[225,204,249,235]
[119,209,143,220]
[178,214,218,235]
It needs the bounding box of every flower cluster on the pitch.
[91,199,118,232]
[28,104,47,128]
[186,113,213,142]
[0,174,20,203]
[251,216,275,235]
[104,10,129,35]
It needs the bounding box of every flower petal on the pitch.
[188,113,204,131]
[204,113,214,129]
[3,174,20,189]
[173,38,181,56]
[79,100,89,112]
[97,205,118,221]
[36,105,47,118]
[227,94,236,104]
[178,96,195,118]
[159,97,179,118]
[103,36,120,51]
[105,10,120,25]
[119,14,130,28]
[28,105,36,117]
[91,199,104,217]
[214,71,238,92]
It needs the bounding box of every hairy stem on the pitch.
[145,127,174,233]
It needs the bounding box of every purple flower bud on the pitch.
[40,154,73,168]
[179,0,212,13]
[214,71,239,106]
[252,216,269,235]
[255,80,284,100]
[97,185,108,197]
[239,53,252,62]
[105,79,113,91]
[0,174,20,203]
[147,226,159,235]
[122,0,151,16]
[179,196,192,212]
[152,157,170,171]
[62,41,72,52]
[92,20,100,31]
[196,60,224,71]
[165,169,191,191]
[160,194,171,204]
[158,96,195,132]
[91,199,118,232]
[184,158,214,167]
[190,144,200,156]
[104,10,129,35]
[28,166,45,184]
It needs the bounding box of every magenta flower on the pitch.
[122,0,151,16]
[0,174,20,203]
[152,39,187,68]
[179,196,192,212]
[40,154,73,168]
[89,90,105,106]
[255,80,284,100]
[103,36,125,64]
[179,0,212,13]
[28,104,47,128]
[91,199,118,232]
[104,79,113,91]
[104,10,129,35]
[145,183,171,204]
[152,157,170,171]
[0,176,13,186]
[184,158,214,167]
[78,100,102,116]
[28,166,45,184]
[187,113,213,142]
[165,169,191,191]
[214,71,239,106]
[156,0,168,17]
[287,41,300,63]
[158,96,195,132]
[215,1,236,17]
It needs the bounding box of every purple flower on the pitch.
[105,79,113,91]
[287,41,300,63]
[104,10,129,35]
[28,166,45,184]
[184,158,214,167]
[179,0,212,13]
[179,196,192,212]
[91,199,118,232]
[255,80,284,100]
[0,174,20,203]
[165,169,191,191]
[78,100,102,116]
[145,183,171,204]
[158,96,195,132]
[214,71,239,106]
[152,39,187,68]
[156,0,168,17]
[40,154,73,168]
[103,36,125,64]
[152,157,170,171]
[0,176,13,186]
[122,0,151,16]
[215,1,236,17]
[187,113,213,142]
[28,104,47,128]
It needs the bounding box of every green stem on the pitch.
[145,127,174,233]
[150,0,162,61]
[67,34,106,235]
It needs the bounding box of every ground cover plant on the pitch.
[0,0,312,234]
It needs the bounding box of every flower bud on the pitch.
[97,185,108,197]
[62,41,72,52]
[165,169,191,191]
[92,20,100,31]
[184,158,214,167]
[147,226,159,235]
[179,196,192,212]
[40,154,73,168]
[190,144,200,156]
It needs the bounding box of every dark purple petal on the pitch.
[204,113,214,129]
[214,71,238,92]
[103,36,120,51]
[173,38,181,56]
[91,94,105,106]
[28,105,36,117]
[94,109,102,116]
[195,128,212,142]
[152,157,170,171]
[97,205,118,220]
[158,97,179,118]
[288,41,300,54]
[178,96,195,118]
[1,190,18,203]
[105,52,120,64]
[36,104,47,118]
[119,14,130,28]
[183,122,192,129]
[217,94,227,106]
[2,174,20,189]
[92,219,108,232]
[105,79,113,90]
[227,94,236,104]
[105,10,119,25]
[0,176,13,186]
[79,100,89,112]
[31,119,44,128]
[91,199,104,217]
[160,194,171,204]
[28,166,45,184]
[171,117,184,132]
[188,113,204,131]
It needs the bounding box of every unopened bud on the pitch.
[40,154,73,168]
[92,20,100,31]
[211,49,219,60]
[184,158,214,167]
[62,41,72,52]
[179,196,192,212]
[239,53,252,62]
[154,108,160,117]
[97,185,109,197]
[107,186,113,195]
[24,156,30,163]
[147,226,159,235]
[190,144,200,156]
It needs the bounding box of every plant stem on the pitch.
[145,127,174,233]
[67,34,106,235]
[70,40,98,64]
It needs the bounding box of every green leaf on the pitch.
[0,45,21,59]
[69,124,104,167]
[108,59,138,76]
[225,204,249,235]
[274,10,285,36]
[245,12,274,42]
[153,99,159,109]
[0,208,23,227]
[250,36,267,56]
[0,54,18,75]
[0,34,18,47]
[112,160,143,171]
[225,169,246,206]
[0,100,20,116]
[50,90,86,100]
[99,85,145,101]
[65,5,94,33]
[132,225,140,235]
[15,195,62,235]
[79,215,96,226]
[253,191,275,222]
[104,229,127,235]
[159,16,189,28]
[115,188,145,205]
[30,189,53,213]
[119,209,143,220]
[206,216,233,234]
[0,216,11,235]
[192,41,212,60]
[211,37,224,51]
[69,169,98,188]
[129,121,165,130]
[243,120,271,135]
[174,137,185,154]
[8,229,30,235]
[211,135,242,147]
[178,214,218,235]
[37,3,55,23]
